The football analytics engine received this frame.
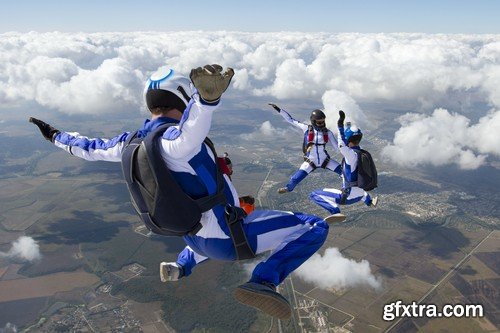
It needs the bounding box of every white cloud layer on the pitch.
[1,31,499,168]
[0,236,41,262]
[1,32,499,111]
[295,247,382,290]
[382,108,499,169]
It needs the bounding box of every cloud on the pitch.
[0,323,17,333]
[321,89,367,128]
[1,32,500,113]
[240,120,286,141]
[0,236,41,262]
[1,31,499,168]
[382,108,498,169]
[295,247,382,290]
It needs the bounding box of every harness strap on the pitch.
[224,205,256,260]
[303,157,317,170]
[339,188,351,205]
[320,156,330,169]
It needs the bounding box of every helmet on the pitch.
[144,68,193,112]
[344,125,363,143]
[310,109,326,128]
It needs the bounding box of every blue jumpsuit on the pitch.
[53,93,329,286]
[309,125,373,214]
[277,109,341,192]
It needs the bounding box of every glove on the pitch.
[268,103,281,112]
[190,64,234,103]
[160,262,184,282]
[29,117,60,142]
[338,110,345,127]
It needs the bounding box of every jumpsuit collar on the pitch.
[138,117,180,136]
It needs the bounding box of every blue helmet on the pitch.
[344,125,363,143]
[144,68,193,112]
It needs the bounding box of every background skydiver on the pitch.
[30,64,331,320]
[310,110,379,223]
[268,103,342,194]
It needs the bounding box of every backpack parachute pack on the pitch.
[121,123,226,237]
[345,148,378,191]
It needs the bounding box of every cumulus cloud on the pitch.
[321,89,367,128]
[382,108,499,169]
[0,236,41,262]
[295,247,382,290]
[0,323,17,333]
[1,31,499,168]
[1,32,500,113]
[241,120,286,141]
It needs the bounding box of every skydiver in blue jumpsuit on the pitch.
[310,111,378,221]
[30,64,330,320]
[268,104,342,194]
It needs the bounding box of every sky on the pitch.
[1,0,500,34]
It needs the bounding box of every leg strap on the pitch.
[225,205,256,260]
[320,156,330,169]
[339,187,351,205]
[303,157,317,170]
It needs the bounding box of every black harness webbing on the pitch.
[224,205,256,260]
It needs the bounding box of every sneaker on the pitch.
[371,196,379,207]
[159,262,183,282]
[234,282,292,320]
[277,187,289,194]
[324,213,347,224]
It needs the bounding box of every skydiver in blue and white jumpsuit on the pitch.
[310,111,378,220]
[268,104,342,194]
[29,65,330,320]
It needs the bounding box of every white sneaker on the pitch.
[371,196,379,207]
[160,262,182,282]
[324,213,346,224]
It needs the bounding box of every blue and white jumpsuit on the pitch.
[309,125,373,214]
[53,93,329,287]
[278,109,341,192]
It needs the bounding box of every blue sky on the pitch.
[1,0,499,33]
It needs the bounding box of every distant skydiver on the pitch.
[30,64,331,320]
[310,111,379,223]
[268,103,342,194]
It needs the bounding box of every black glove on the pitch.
[190,64,234,103]
[338,110,345,127]
[29,117,60,142]
[268,103,281,112]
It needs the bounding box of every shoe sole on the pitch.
[324,214,347,224]
[159,263,168,282]
[234,286,291,320]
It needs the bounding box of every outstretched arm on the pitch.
[270,104,309,132]
[328,130,339,151]
[160,65,234,159]
[29,117,129,162]
[160,94,220,158]
[53,131,130,162]
[336,111,357,165]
